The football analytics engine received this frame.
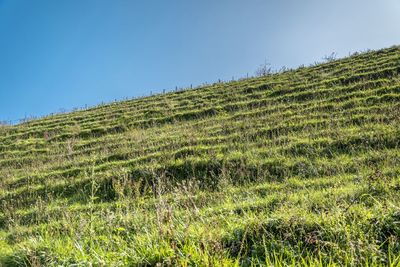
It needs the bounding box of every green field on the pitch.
[1,46,400,266]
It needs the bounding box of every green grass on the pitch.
[1,46,400,266]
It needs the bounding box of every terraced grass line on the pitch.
[1,51,396,141]
[1,46,400,266]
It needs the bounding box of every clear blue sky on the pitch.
[1,0,400,123]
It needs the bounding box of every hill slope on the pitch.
[1,46,400,266]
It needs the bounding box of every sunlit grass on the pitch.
[0,46,399,266]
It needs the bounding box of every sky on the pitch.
[0,0,400,123]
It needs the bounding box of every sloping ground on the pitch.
[0,46,400,266]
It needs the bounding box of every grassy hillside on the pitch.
[1,46,400,266]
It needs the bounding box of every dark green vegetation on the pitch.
[1,46,400,266]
